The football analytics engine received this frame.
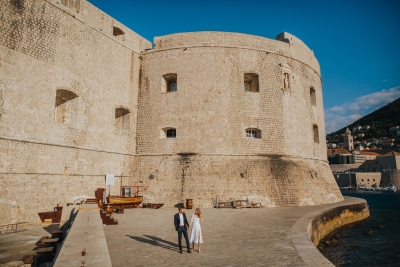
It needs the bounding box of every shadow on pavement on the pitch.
[126,235,178,252]
[42,224,60,234]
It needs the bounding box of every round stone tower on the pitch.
[135,31,343,207]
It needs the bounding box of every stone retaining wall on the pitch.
[291,196,370,266]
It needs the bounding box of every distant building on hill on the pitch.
[356,151,400,187]
[327,148,354,164]
[390,126,399,132]
[343,127,354,151]
[352,150,380,163]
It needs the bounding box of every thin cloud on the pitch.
[325,86,400,134]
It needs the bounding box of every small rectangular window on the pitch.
[170,83,177,92]
[244,73,259,92]
[313,125,319,143]
[166,129,176,138]
[310,87,316,106]
[162,73,177,92]
[246,129,260,138]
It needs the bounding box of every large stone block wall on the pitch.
[381,170,400,187]
[0,0,343,223]
[136,32,341,206]
[128,154,342,208]
[154,31,320,73]
[0,138,137,223]
[0,0,149,222]
[143,32,326,160]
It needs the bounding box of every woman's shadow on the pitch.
[126,234,177,251]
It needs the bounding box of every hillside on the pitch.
[327,97,400,145]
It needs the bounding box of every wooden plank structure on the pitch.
[217,200,261,209]
[142,203,164,209]
[0,222,28,234]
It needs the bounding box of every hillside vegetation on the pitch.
[327,97,400,146]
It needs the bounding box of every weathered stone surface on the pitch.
[0,0,343,224]
[54,205,112,267]
[103,197,367,267]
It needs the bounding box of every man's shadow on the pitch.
[126,235,178,251]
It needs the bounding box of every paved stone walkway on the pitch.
[0,224,58,264]
[104,205,324,267]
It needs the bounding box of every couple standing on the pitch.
[174,207,203,253]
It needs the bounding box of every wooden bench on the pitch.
[51,229,63,238]
[20,254,35,264]
[37,236,49,246]
[0,222,28,234]
[85,198,98,204]
[40,238,59,245]
[218,201,233,208]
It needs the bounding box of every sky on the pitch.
[88,0,400,134]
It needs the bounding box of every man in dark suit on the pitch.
[174,207,191,254]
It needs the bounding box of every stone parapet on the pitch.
[153,31,320,74]
[54,204,112,267]
[291,196,369,266]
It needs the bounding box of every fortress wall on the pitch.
[154,31,320,73]
[276,32,320,74]
[137,33,341,206]
[281,58,327,161]
[138,46,288,155]
[0,0,150,151]
[0,0,149,222]
[140,33,327,160]
[128,155,342,208]
[78,0,151,52]
[0,138,136,223]
[0,1,341,222]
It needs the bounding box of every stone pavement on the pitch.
[0,224,58,264]
[103,199,360,267]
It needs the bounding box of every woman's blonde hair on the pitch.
[195,208,201,217]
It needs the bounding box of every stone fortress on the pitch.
[0,0,343,223]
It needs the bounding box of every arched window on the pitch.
[310,87,316,106]
[114,108,130,135]
[113,26,126,41]
[55,89,78,125]
[246,128,261,138]
[313,124,319,143]
[244,73,259,92]
[161,127,176,138]
[161,74,177,92]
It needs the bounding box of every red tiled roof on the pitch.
[327,148,351,155]
[360,151,380,156]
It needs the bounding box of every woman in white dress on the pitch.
[189,208,203,252]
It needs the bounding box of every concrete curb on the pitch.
[291,197,369,267]
[54,205,112,267]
